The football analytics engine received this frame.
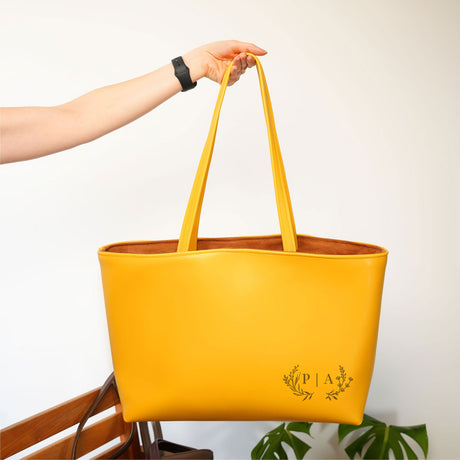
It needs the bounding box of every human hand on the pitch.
[183,40,267,86]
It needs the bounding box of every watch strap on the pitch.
[172,56,197,92]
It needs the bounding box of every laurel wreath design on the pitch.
[283,365,353,401]
[325,365,353,400]
[283,365,314,400]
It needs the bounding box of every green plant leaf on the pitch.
[286,422,313,436]
[251,422,313,459]
[338,414,429,459]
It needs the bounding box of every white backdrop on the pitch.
[1,1,459,458]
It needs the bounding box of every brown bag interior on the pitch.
[103,234,385,256]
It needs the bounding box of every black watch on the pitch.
[171,56,197,92]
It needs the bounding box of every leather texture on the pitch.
[98,54,388,425]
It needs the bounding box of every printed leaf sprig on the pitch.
[251,422,313,460]
[283,365,314,400]
[338,414,428,459]
[326,365,353,400]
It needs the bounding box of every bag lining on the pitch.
[102,234,385,256]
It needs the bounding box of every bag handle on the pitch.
[71,373,136,460]
[177,53,298,253]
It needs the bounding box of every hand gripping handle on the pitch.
[177,53,298,252]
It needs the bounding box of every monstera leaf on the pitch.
[251,422,313,459]
[338,414,428,459]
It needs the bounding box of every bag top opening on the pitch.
[101,234,386,256]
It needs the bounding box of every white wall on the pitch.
[1,1,459,458]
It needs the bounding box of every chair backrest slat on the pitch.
[91,440,132,460]
[0,384,141,459]
[21,412,127,460]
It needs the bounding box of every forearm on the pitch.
[61,54,205,145]
[0,40,266,164]
[0,55,205,164]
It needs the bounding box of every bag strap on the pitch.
[71,373,136,460]
[177,53,298,253]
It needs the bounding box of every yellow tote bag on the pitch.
[98,55,388,425]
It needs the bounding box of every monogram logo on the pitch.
[283,365,353,401]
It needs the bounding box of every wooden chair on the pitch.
[0,383,143,459]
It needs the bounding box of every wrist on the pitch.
[182,50,207,82]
